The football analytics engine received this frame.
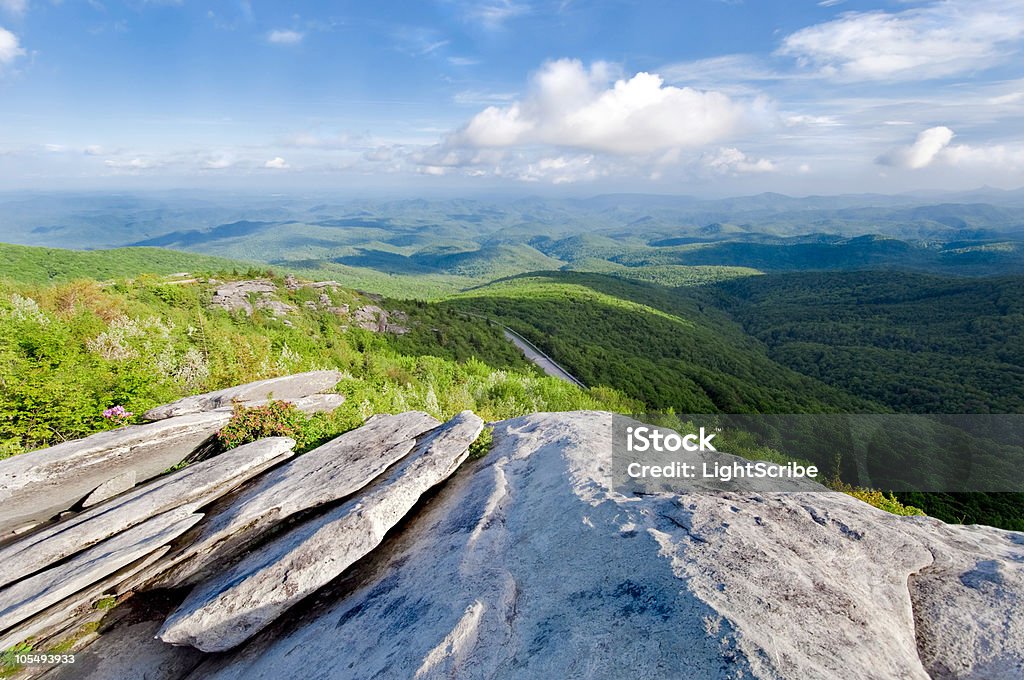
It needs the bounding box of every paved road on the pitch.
[502,329,587,388]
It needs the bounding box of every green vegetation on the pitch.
[706,271,1024,413]
[468,426,494,460]
[0,243,271,285]
[0,265,637,457]
[833,484,927,517]
[0,642,32,679]
[447,272,876,414]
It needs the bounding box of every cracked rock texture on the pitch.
[3,409,1022,680]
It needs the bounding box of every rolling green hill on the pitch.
[445,271,877,414]
[0,243,270,285]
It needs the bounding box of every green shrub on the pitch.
[215,400,307,449]
[468,426,494,460]
[831,481,926,517]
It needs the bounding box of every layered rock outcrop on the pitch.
[1,402,1022,679]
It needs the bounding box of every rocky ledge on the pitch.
[0,392,1022,679]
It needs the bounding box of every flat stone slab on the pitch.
[0,438,295,589]
[148,412,441,589]
[159,411,483,651]
[187,412,1024,680]
[82,470,137,508]
[144,370,344,420]
[0,507,203,634]
[0,410,234,535]
[0,547,169,652]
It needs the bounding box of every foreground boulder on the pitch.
[0,438,296,589]
[0,507,202,634]
[0,390,342,537]
[0,411,234,536]
[143,370,344,420]
[186,412,1024,680]
[145,411,441,589]
[5,409,1022,679]
[159,411,483,651]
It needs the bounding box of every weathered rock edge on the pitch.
[186,411,1024,680]
[159,411,483,651]
[0,438,296,589]
[143,370,344,420]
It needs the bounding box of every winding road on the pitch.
[501,329,587,389]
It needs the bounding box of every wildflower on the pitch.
[102,405,133,420]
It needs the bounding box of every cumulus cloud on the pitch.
[451,59,760,155]
[878,126,954,168]
[702,147,777,175]
[780,0,1024,80]
[264,156,290,169]
[878,126,1024,171]
[0,26,24,65]
[267,29,303,45]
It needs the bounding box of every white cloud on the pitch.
[0,26,24,65]
[817,0,845,7]
[878,126,954,168]
[0,1,26,15]
[515,154,601,184]
[448,56,480,66]
[878,126,1024,171]
[784,114,841,127]
[451,58,761,155]
[83,145,105,156]
[941,142,1024,170]
[267,29,303,45]
[203,156,234,169]
[780,0,1024,81]
[104,157,156,170]
[703,147,777,175]
[264,156,290,169]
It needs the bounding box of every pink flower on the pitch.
[103,405,133,420]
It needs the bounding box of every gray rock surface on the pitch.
[0,438,295,589]
[187,411,1024,680]
[0,411,233,535]
[159,411,484,651]
[147,411,441,589]
[0,508,202,634]
[42,619,204,680]
[82,470,137,508]
[208,280,290,317]
[143,370,344,420]
[0,547,169,652]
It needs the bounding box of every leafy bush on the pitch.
[831,482,926,517]
[216,400,307,449]
[468,426,494,460]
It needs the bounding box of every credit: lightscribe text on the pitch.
[624,425,819,481]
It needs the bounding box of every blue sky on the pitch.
[1,0,1023,195]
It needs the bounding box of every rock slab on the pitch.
[0,411,234,535]
[187,411,1024,680]
[159,411,483,651]
[147,411,441,589]
[0,438,295,589]
[0,507,202,634]
[143,370,344,420]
